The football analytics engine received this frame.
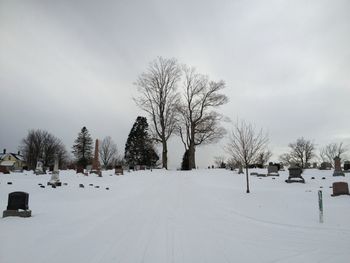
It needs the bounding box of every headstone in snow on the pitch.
[344,161,350,172]
[333,157,345,176]
[48,155,61,187]
[115,165,123,175]
[35,161,44,175]
[285,167,305,183]
[267,165,279,176]
[331,182,349,196]
[320,162,331,170]
[3,192,32,218]
[76,165,84,174]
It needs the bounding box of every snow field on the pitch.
[0,169,349,263]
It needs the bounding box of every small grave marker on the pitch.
[331,182,350,196]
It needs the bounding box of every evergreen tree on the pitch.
[72,126,93,167]
[124,116,159,167]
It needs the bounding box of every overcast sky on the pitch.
[0,0,349,168]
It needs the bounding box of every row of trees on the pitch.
[279,139,347,168]
[20,127,122,170]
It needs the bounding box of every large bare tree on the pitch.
[134,57,181,169]
[286,137,315,168]
[99,136,118,169]
[319,142,348,167]
[20,129,68,170]
[177,66,228,169]
[225,120,269,193]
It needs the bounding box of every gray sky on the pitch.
[1,0,349,168]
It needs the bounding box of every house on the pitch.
[0,149,26,172]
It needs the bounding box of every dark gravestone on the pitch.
[267,165,279,176]
[79,184,84,188]
[7,182,13,185]
[40,185,45,188]
[115,165,124,175]
[285,167,305,183]
[320,162,331,170]
[344,161,350,171]
[331,182,350,196]
[3,192,31,218]
[76,165,84,174]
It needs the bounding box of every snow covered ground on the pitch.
[1,168,350,263]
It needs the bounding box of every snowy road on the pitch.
[1,169,350,262]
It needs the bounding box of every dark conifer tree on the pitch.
[72,126,93,168]
[124,116,159,167]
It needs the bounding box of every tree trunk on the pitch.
[188,144,196,170]
[245,166,250,193]
[162,141,168,169]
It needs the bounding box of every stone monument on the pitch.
[267,165,279,176]
[3,192,32,218]
[48,155,61,186]
[285,166,305,183]
[115,165,123,175]
[320,162,331,170]
[331,182,349,196]
[90,139,102,177]
[333,157,345,176]
[343,161,350,172]
[35,160,44,175]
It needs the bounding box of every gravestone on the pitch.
[333,157,345,176]
[90,139,102,177]
[343,161,350,172]
[76,165,84,174]
[320,162,331,170]
[35,161,44,175]
[279,163,285,171]
[115,165,123,175]
[238,164,244,174]
[285,167,305,183]
[267,165,279,176]
[331,182,350,196]
[48,155,61,186]
[3,192,32,218]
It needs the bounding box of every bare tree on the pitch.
[319,142,348,167]
[225,120,269,193]
[286,137,315,168]
[99,136,118,169]
[20,129,68,170]
[134,57,181,169]
[177,66,228,169]
[279,153,292,166]
[255,150,272,167]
